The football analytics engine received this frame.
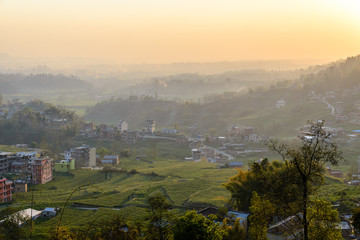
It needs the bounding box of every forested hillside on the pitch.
[0,73,93,93]
[301,55,360,89]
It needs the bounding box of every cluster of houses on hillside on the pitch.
[227,125,260,142]
[79,118,182,145]
[299,122,360,143]
[309,86,360,124]
[0,144,98,203]
[197,205,354,240]
[185,146,243,169]
[0,151,53,185]
[0,151,53,203]
[0,99,24,120]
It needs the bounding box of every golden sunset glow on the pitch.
[0,0,359,64]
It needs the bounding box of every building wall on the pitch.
[0,178,13,202]
[0,153,11,173]
[72,146,96,168]
[13,183,27,193]
[55,162,70,173]
[32,158,53,184]
[89,148,96,167]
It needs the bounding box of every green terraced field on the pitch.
[11,158,238,238]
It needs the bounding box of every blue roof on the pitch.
[227,211,249,224]
[229,161,243,166]
[353,130,360,133]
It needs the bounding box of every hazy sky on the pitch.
[0,0,360,64]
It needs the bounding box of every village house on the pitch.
[71,145,96,168]
[276,99,286,108]
[144,118,156,134]
[7,208,42,226]
[45,117,68,129]
[13,179,27,193]
[229,161,244,168]
[202,147,215,160]
[191,148,204,161]
[97,124,118,139]
[228,125,242,137]
[82,122,96,132]
[161,128,178,134]
[102,155,119,165]
[0,177,13,203]
[267,215,302,239]
[118,120,128,133]
[32,156,53,184]
[0,152,12,173]
[54,159,75,173]
[121,130,140,144]
[55,151,75,173]
[42,207,58,218]
[197,206,249,227]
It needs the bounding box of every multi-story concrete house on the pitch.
[144,118,156,134]
[0,177,13,202]
[32,157,53,184]
[0,152,12,173]
[71,145,96,168]
[121,130,140,144]
[118,120,128,133]
[102,155,119,165]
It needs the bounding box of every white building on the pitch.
[118,120,128,133]
[276,99,286,108]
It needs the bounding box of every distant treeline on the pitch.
[300,55,360,90]
[0,73,92,93]
[0,100,81,153]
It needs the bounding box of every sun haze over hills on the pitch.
[0,0,360,65]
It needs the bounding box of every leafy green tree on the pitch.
[221,218,246,240]
[98,147,110,158]
[225,121,343,240]
[120,149,131,158]
[268,121,342,240]
[308,199,343,240]
[30,141,38,148]
[145,193,173,240]
[352,207,360,235]
[48,226,77,240]
[248,192,275,240]
[95,216,138,240]
[173,211,223,240]
[110,141,121,154]
[224,159,283,211]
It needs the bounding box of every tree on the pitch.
[145,193,173,240]
[267,120,342,240]
[222,218,246,240]
[0,94,3,106]
[173,211,223,240]
[224,159,284,211]
[225,121,342,240]
[352,207,360,235]
[98,147,110,158]
[308,199,342,240]
[95,216,138,240]
[248,192,275,240]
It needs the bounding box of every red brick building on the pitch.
[0,177,13,202]
[32,157,53,184]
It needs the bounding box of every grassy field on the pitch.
[0,145,28,152]
[11,158,238,238]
